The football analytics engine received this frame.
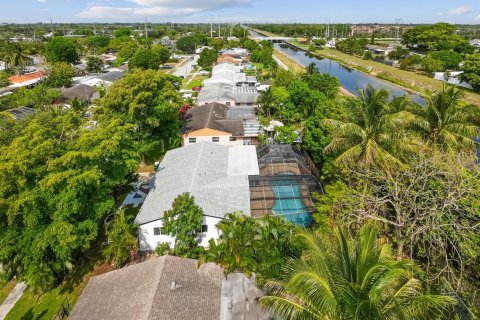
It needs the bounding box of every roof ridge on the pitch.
[146,256,167,320]
[187,142,205,193]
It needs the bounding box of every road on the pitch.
[173,55,199,78]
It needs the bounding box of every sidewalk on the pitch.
[0,282,27,320]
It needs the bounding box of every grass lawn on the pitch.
[0,280,17,305]
[185,75,208,90]
[4,279,88,320]
[273,49,305,74]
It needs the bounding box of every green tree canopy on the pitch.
[197,48,217,69]
[47,61,74,88]
[45,37,79,64]
[162,193,203,258]
[0,110,139,291]
[86,55,103,73]
[114,27,131,38]
[460,53,480,92]
[176,36,198,54]
[95,69,182,158]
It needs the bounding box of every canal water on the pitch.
[250,30,425,104]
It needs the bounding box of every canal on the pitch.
[250,30,425,105]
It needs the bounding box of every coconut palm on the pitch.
[259,224,456,320]
[408,85,480,150]
[323,85,420,170]
[257,86,276,119]
[4,42,32,75]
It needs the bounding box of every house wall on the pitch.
[183,135,244,146]
[138,216,222,251]
[197,98,236,107]
[183,129,244,146]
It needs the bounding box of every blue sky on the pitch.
[2,0,480,24]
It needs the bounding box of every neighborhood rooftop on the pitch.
[183,102,244,137]
[134,142,259,225]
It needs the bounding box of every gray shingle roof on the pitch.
[68,256,224,320]
[183,103,244,136]
[61,84,96,100]
[135,142,259,224]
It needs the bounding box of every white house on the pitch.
[135,142,259,251]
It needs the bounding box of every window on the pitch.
[226,102,231,106]
[212,137,220,142]
[201,224,208,233]
[229,137,237,142]
[153,227,161,236]
[189,138,196,143]
[247,103,253,106]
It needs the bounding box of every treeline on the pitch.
[0,70,183,291]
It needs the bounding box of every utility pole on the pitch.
[144,17,148,39]
[394,18,403,44]
[210,18,213,38]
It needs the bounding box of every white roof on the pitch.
[135,142,259,224]
[212,63,242,74]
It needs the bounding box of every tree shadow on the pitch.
[19,308,47,320]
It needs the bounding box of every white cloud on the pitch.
[77,0,252,19]
[36,0,47,3]
[475,15,480,21]
[447,6,470,15]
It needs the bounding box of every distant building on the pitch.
[8,70,47,88]
[69,255,267,320]
[61,84,98,102]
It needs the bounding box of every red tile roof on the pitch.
[9,70,47,84]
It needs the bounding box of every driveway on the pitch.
[173,55,199,78]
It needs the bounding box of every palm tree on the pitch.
[323,85,421,170]
[259,225,456,320]
[408,85,480,150]
[306,62,318,75]
[4,42,32,75]
[257,86,276,119]
[199,211,258,276]
[103,209,138,268]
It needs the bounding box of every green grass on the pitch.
[4,279,88,320]
[0,280,17,305]
[185,75,208,90]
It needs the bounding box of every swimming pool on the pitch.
[271,173,312,227]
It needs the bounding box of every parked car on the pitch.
[192,86,202,92]
[163,64,173,69]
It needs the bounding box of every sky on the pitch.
[2,0,480,24]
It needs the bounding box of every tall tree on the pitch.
[45,37,79,64]
[323,85,420,170]
[408,85,480,150]
[47,62,74,88]
[3,42,32,75]
[260,225,456,320]
[95,69,183,158]
[162,193,203,258]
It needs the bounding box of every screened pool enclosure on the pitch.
[249,145,323,227]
